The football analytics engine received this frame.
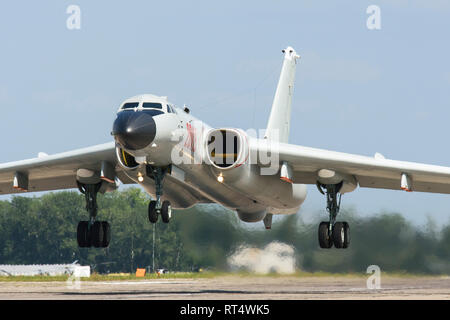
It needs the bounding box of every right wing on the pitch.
[0,142,134,195]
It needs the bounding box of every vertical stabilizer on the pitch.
[265,46,299,143]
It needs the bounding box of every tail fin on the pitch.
[265,46,300,143]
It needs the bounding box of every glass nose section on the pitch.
[112,110,157,150]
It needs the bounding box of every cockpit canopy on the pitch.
[117,94,177,114]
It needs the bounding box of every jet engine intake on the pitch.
[116,146,140,169]
[205,128,249,170]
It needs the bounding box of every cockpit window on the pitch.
[167,105,177,114]
[121,102,139,109]
[143,102,162,109]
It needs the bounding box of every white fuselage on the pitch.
[114,96,307,222]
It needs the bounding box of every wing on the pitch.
[0,142,135,195]
[253,140,450,194]
[0,142,213,207]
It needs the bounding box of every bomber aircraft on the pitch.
[1,46,449,249]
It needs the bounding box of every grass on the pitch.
[0,271,223,282]
[0,270,443,282]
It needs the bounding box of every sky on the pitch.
[1,1,450,227]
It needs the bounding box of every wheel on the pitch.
[318,222,332,248]
[343,222,350,248]
[332,222,345,248]
[101,221,111,248]
[161,200,171,223]
[148,200,158,223]
[91,221,104,248]
[77,221,89,248]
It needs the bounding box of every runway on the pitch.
[0,275,449,299]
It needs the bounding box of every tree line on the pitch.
[0,188,449,274]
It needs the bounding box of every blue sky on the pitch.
[1,1,450,227]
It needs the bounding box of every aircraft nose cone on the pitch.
[112,111,156,150]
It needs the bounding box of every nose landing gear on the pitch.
[317,182,350,249]
[146,166,172,224]
[76,181,111,248]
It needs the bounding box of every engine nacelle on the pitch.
[204,128,252,184]
[205,128,306,213]
[205,128,249,171]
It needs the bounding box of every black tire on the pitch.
[148,200,158,223]
[318,222,332,248]
[343,222,350,248]
[102,221,111,248]
[161,200,171,223]
[77,221,89,248]
[91,221,104,248]
[332,222,345,248]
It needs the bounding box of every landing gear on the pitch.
[332,221,350,248]
[146,166,171,224]
[160,200,172,223]
[342,222,350,248]
[90,221,104,248]
[76,182,110,248]
[317,182,350,249]
[148,201,158,223]
[148,199,171,223]
[318,222,332,248]
[77,221,89,248]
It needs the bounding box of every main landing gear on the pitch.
[317,182,350,249]
[146,166,172,224]
[76,182,111,248]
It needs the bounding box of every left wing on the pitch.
[0,142,134,195]
[253,140,450,194]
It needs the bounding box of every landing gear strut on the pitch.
[76,181,111,248]
[317,182,350,249]
[146,166,172,224]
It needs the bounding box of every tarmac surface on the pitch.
[0,275,449,299]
